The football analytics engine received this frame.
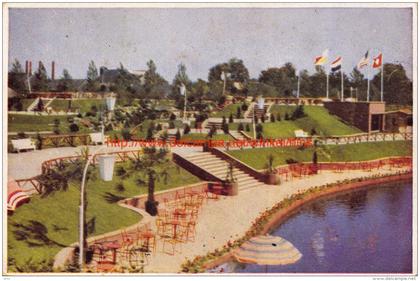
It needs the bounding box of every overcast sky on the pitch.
[8,7,413,81]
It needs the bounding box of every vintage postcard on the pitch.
[2,2,416,277]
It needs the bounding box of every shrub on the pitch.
[238,123,244,131]
[270,114,275,122]
[17,132,27,139]
[222,116,226,125]
[277,112,281,121]
[284,112,290,120]
[222,123,229,134]
[115,182,125,192]
[146,127,154,140]
[285,158,298,164]
[175,129,181,140]
[170,113,176,121]
[310,128,317,136]
[236,107,241,118]
[241,103,248,111]
[184,124,191,135]
[245,124,250,132]
[121,128,132,140]
[291,105,306,120]
[169,121,175,129]
[260,115,265,123]
[69,123,79,132]
[229,113,234,123]
[156,124,162,131]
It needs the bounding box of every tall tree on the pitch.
[372,63,412,105]
[143,60,170,99]
[8,59,26,93]
[86,61,99,92]
[32,61,49,91]
[258,63,297,97]
[57,69,75,92]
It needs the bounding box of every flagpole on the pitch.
[183,87,187,122]
[366,64,370,102]
[297,71,300,99]
[380,53,384,102]
[340,64,344,102]
[326,65,329,99]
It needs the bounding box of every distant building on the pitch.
[99,67,146,85]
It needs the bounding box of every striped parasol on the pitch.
[233,235,302,266]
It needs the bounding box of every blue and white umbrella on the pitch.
[233,235,302,266]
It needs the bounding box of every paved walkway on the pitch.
[7,145,202,180]
[139,166,410,272]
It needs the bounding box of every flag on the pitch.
[179,83,186,96]
[331,56,342,72]
[314,49,329,65]
[221,71,226,81]
[372,53,382,68]
[357,51,369,69]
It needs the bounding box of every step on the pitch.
[184,153,212,159]
[188,157,224,165]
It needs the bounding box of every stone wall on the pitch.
[324,101,385,132]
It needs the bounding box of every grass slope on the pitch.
[211,104,244,118]
[227,141,412,170]
[8,162,201,270]
[265,105,361,138]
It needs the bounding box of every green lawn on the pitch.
[227,141,412,170]
[264,105,361,138]
[210,103,245,118]
[181,133,233,141]
[8,114,92,134]
[8,160,201,271]
[50,99,106,113]
[8,114,71,133]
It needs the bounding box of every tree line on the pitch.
[8,57,412,105]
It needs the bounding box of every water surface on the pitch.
[219,181,412,273]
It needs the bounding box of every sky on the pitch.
[8,7,413,81]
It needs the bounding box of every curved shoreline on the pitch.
[201,172,413,271]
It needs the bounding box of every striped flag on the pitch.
[314,49,329,65]
[331,56,342,72]
[372,53,383,68]
[357,51,369,69]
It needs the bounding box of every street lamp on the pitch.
[79,146,116,270]
[79,94,117,270]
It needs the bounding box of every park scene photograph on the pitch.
[3,3,415,276]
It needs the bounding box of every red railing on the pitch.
[276,156,412,180]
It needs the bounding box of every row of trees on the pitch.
[8,57,413,105]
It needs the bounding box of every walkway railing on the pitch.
[276,156,412,181]
[41,149,144,175]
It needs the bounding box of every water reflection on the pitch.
[221,182,412,273]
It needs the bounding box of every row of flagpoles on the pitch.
[313,49,384,102]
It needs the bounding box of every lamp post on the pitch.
[78,146,115,270]
[79,94,116,270]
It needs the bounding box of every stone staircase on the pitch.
[229,130,246,140]
[205,118,223,130]
[180,152,266,191]
[245,103,271,119]
[27,97,40,112]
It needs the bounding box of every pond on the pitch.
[217,181,412,273]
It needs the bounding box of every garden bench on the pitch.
[11,138,36,153]
[90,132,106,145]
[294,129,308,138]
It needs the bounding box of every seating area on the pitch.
[11,138,36,153]
[88,186,219,272]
